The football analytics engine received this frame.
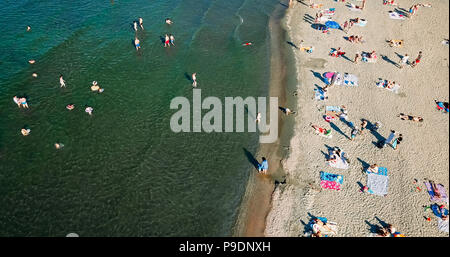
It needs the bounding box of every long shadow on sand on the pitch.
[243,148,259,170]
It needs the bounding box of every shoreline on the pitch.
[233,0,297,237]
[266,1,449,237]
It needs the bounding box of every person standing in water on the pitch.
[135,37,141,51]
[59,75,66,88]
[164,34,170,47]
[192,73,197,88]
[139,17,144,30]
[133,21,138,31]
[165,18,173,25]
[169,34,175,46]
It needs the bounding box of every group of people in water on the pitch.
[134,17,176,51]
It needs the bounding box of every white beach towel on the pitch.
[389,12,406,20]
[437,218,449,233]
[314,88,326,101]
[347,3,362,12]
[367,173,389,196]
[342,73,358,86]
[327,156,349,169]
[331,72,343,86]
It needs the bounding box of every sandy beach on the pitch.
[266,0,449,237]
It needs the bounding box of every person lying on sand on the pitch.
[383,0,398,6]
[398,113,423,122]
[430,180,442,198]
[312,219,335,236]
[311,124,332,136]
[367,164,379,173]
[388,39,403,47]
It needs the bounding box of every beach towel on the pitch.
[389,11,406,20]
[325,21,341,29]
[342,73,358,86]
[309,217,339,236]
[431,204,449,218]
[320,171,343,191]
[437,218,449,233]
[331,72,343,86]
[347,3,362,12]
[320,8,336,16]
[326,156,349,170]
[314,88,326,101]
[376,79,400,94]
[366,166,388,176]
[355,19,367,27]
[424,182,449,204]
[326,106,342,112]
[367,170,389,196]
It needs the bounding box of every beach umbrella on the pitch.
[325,21,341,29]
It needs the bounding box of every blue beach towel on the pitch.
[325,21,340,29]
[326,106,341,112]
[367,167,388,176]
[320,171,344,184]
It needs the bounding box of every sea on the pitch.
[0,0,286,236]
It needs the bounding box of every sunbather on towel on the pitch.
[312,219,336,236]
[430,181,442,198]
[388,39,403,47]
[398,113,423,122]
[367,164,379,173]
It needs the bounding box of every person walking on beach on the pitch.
[354,52,360,64]
[360,120,368,134]
[59,75,66,88]
[139,17,144,30]
[411,51,422,67]
[342,20,349,33]
[169,34,175,46]
[399,54,409,68]
[135,37,140,51]
[392,134,403,150]
[164,34,170,47]
[192,72,197,88]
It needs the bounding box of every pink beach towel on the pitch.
[320,180,341,191]
[424,182,449,204]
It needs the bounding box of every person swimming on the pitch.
[27,26,31,32]
[169,34,175,46]
[28,60,35,64]
[32,73,38,78]
[133,21,138,31]
[60,75,66,88]
[139,17,144,30]
[21,128,30,136]
[13,96,21,108]
[66,104,75,110]
[192,72,197,87]
[242,42,252,46]
[164,34,170,47]
[91,81,100,91]
[55,143,65,149]
[85,106,94,115]
[165,18,173,25]
[135,37,140,51]
[20,97,29,108]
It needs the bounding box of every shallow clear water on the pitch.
[0,0,279,236]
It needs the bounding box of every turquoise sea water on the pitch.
[0,0,281,236]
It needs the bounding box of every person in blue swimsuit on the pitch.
[135,37,140,51]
